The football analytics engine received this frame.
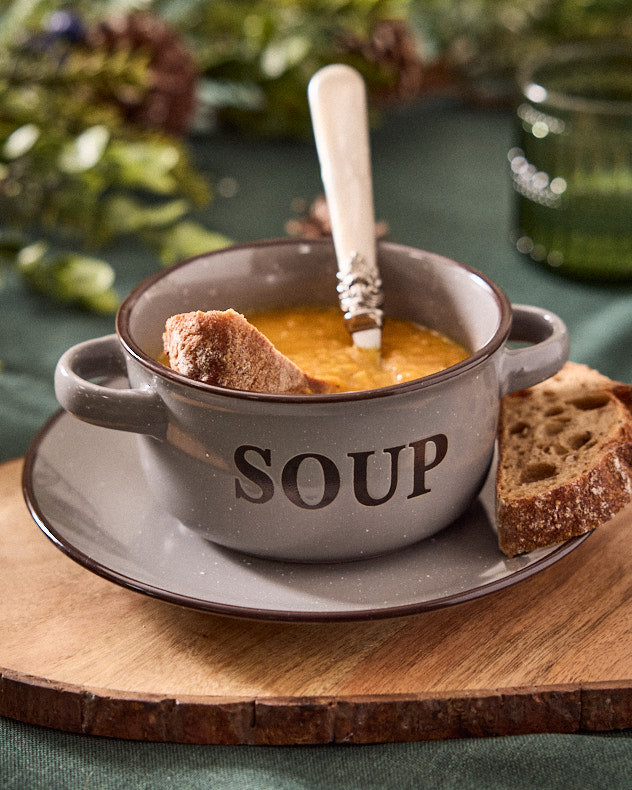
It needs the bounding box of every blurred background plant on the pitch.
[0,0,629,310]
[0,1,228,311]
[410,0,631,104]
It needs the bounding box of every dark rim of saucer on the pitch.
[116,238,513,403]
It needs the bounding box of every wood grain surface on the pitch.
[2,456,632,744]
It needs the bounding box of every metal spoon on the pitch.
[308,64,383,351]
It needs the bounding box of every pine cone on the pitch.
[340,19,461,104]
[89,12,198,136]
[339,19,424,102]
[286,195,388,239]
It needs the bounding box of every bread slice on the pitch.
[496,362,632,557]
[163,309,335,394]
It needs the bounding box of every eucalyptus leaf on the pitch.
[53,253,115,298]
[146,220,231,266]
[78,286,120,314]
[16,241,118,311]
[58,125,110,173]
[3,122,40,159]
[104,194,191,233]
[107,139,182,193]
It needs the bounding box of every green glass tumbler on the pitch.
[509,43,632,281]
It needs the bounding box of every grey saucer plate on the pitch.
[22,409,590,623]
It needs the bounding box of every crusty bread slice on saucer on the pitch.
[497,362,632,557]
[163,309,335,394]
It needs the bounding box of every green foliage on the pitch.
[409,0,632,85]
[0,0,414,311]
[138,0,630,133]
[0,0,629,312]
[15,240,120,313]
[145,0,415,137]
[0,4,229,311]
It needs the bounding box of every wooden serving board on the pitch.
[2,456,632,745]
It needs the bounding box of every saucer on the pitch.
[22,409,590,622]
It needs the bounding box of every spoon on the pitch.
[308,64,383,351]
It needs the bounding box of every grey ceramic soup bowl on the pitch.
[55,239,568,562]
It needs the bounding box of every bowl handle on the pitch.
[54,334,167,438]
[499,305,569,396]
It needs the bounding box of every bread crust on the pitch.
[497,363,632,557]
[163,309,335,394]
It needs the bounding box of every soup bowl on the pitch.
[54,239,568,562]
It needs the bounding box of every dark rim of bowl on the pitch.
[116,238,513,403]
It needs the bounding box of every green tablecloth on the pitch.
[2,98,632,788]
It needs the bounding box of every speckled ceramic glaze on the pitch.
[22,408,589,621]
[54,239,569,562]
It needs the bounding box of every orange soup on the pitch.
[247,305,469,392]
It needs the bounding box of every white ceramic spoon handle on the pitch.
[308,64,383,349]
